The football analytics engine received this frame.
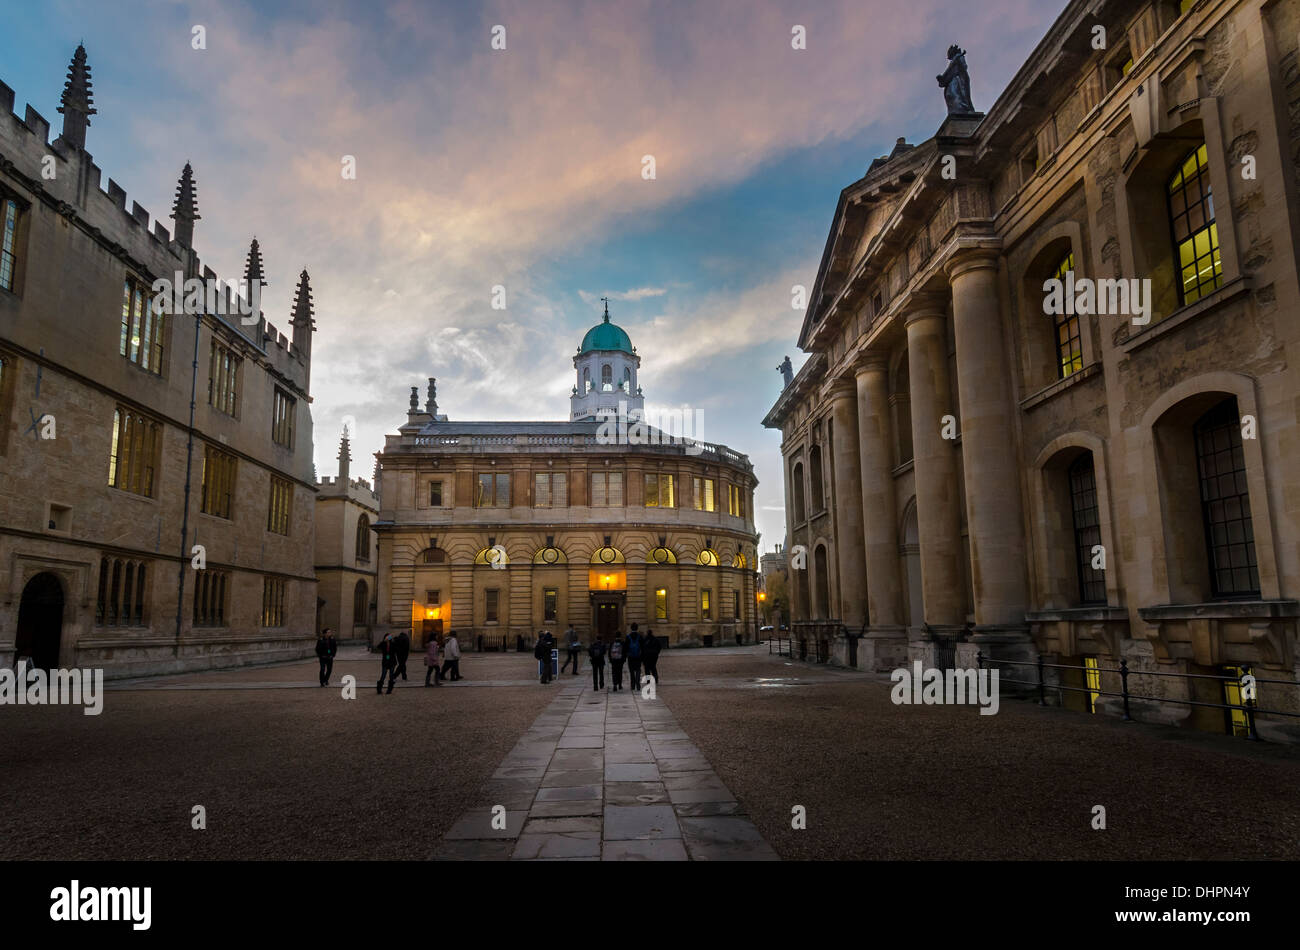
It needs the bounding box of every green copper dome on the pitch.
[579,300,634,354]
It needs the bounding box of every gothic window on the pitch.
[355,514,371,561]
[109,407,162,497]
[353,579,368,625]
[0,196,23,292]
[1195,399,1259,597]
[1168,143,1222,306]
[96,556,148,626]
[601,364,613,391]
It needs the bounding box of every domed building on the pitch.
[373,304,759,648]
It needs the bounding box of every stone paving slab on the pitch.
[435,683,777,861]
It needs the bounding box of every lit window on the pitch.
[544,588,558,623]
[200,444,237,518]
[475,472,511,507]
[108,407,162,497]
[700,588,712,621]
[693,477,715,511]
[1052,251,1083,378]
[1168,143,1222,306]
[644,473,676,508]
[268,476,292,536]
[262,577,286,627]
[697,549,719,567]
[208,341,239,417]
[655,587,668,620]
[119,276,165,376]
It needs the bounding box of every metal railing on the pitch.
[976,653,1300,741]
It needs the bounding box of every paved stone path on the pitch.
[435,678,779,860]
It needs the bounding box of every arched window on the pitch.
[1052,251,1083,378]
[809,447,825,513]
[590,545,625,565]
[583,367,590,393]
[647,546,677,564]
[355,514,370,562]
[791,462,807,523]
[731,553,747,569]
[1194,399,1258,596]
[533,545,568,564]
[419,547,447,564]
[353,579,368,624]
[1168,143,1222,306]
[474,546,509,566]
[1068,453,1106,604]
[622,367,631,391]
[601,364,612,390]
[696,549,719,567]
[893,357,913,466]
[814,544,830,618]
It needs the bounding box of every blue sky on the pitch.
[1,0,1064,547]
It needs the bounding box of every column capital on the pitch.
[827,376,858,400]
[853,354,890,377]
[903,291,949,328]
[944,246,1002,282]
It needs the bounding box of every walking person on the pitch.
[626,625,643,692]
[376,632,399,694]
[316,628,337,686]
[535,631,554,685]
[588,636,606,691]
[441,631,462,681]
[608,631,625,691]
[394,629,411,681]
[560,625,582,675]
[424,634,443,687]
[642,627,661,687]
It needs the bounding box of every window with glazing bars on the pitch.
[120,276,165,375]
[1068,452,1106,604]
[1195,399,1259,596]
[1168,144,1222,306]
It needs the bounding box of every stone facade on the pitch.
[314,430,379,641]
[0,48,318,677]
[375,318,759,649]
[765,0,1300,739]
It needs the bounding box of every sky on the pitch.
[2,0,1063,549]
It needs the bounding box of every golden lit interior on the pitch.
[588,569,627,590]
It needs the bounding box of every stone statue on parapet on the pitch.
[777,355,793,389]
[937,45,975,115]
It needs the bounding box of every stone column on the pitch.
[905,300,966,632]
[946,249,1030,659]
[828,378,867,628]
[854,358,908,669]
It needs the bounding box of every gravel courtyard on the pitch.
[4,644,1298,860]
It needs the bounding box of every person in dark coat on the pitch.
[588,636,606,691]
[394,630,411,680]
[626,624,643,691]
[315,628,337,686]
[560,626,582,675]
[642,627,662,686]
[608,632,625,691]
[376,633,399,694]
[534,632,555,684]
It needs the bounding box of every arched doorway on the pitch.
[17,572,64,671]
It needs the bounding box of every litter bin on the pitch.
[538,649,559,678]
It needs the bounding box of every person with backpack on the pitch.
[560,625,582,676]
[376,632,399,694]
[587,636,606,691]
[626,625,643,692]
[608,633,625,691]
[642,627,662,686]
